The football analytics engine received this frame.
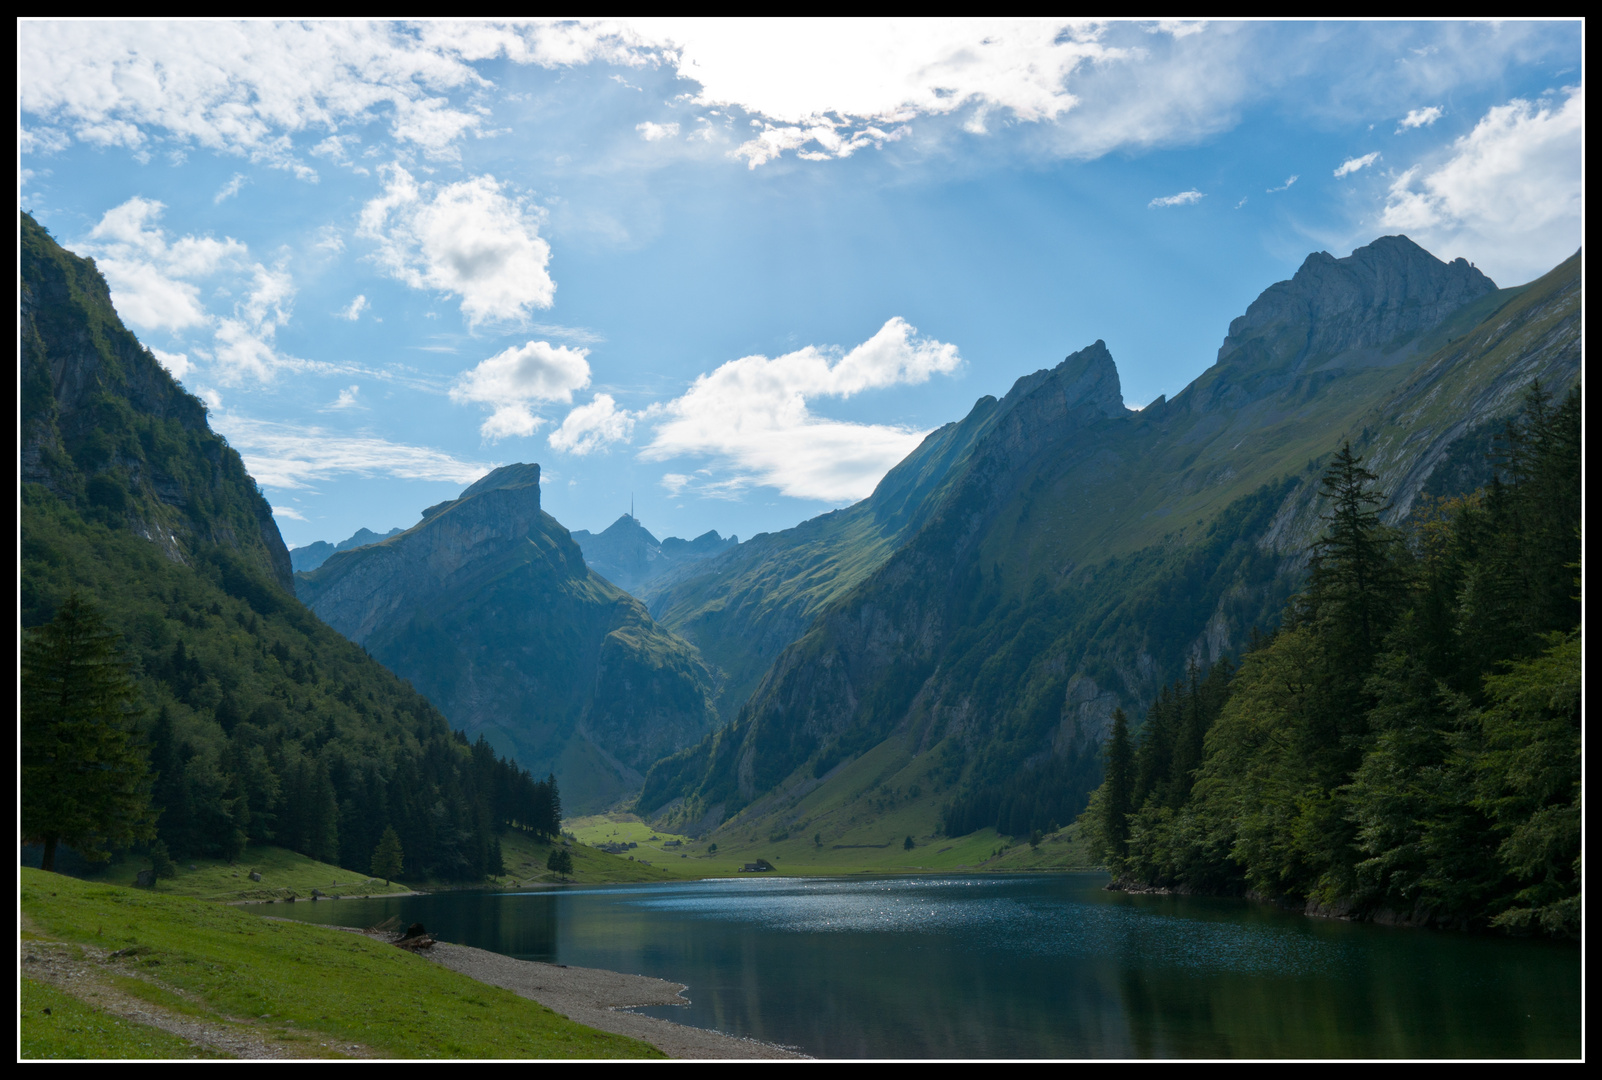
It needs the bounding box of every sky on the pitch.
[19,20,1584,550]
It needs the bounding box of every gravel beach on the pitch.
[419,940,808,1059]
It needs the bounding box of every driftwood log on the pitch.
[393,921,435,950]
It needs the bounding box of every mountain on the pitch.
[294,464,720,813]
[641,383,1005,723]
[290,527,405,573]
[20,211,549,880]
[568,514,737,595]
[635,236,1581,854]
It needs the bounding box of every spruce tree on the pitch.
[371,826,404,885]
[22,594,157,872]
[1100,708,1133,871]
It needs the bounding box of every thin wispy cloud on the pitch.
[1334,152,1380,177]
[1149,190,1205,208]
[210,411,495,491]
[1266,175,1298,193]
[214,172,248,204]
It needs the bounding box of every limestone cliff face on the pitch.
[1217,235,1496,372]
[297,463,718,812]
[20,212,292,593]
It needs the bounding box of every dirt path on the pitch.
[20,937,373,1059]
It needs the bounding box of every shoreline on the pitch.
[309,923,807,1060]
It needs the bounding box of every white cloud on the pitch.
[636,120,679,141]
[1334,151,1381,177]
[360,165,555,326]
[329,385,362,410]
[638,317,961,502]
[271,504,308,521]
[80,200,302,383]
[1149,189,1204,208]
[338,295,370,321]
[1379,87,1582,285]
[83,197,247,331]
[18,21,501,167]
[150,347,191,381]
[1266,174,1298,193]
[209,411,494,490]
[549,393,634,455]
[214,172,248,203]
[1397,105,1443,131]
[450,340,592,441]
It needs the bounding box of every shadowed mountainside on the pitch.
[295,464,720,813]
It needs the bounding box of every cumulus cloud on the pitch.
[1380,87,1582,285]
[1149,189,1204,208]
[636,121,679,141]
[1334,151,1381,177]
[639,317,961,502]
[84,196,246,331]
[549,393,635,454]
[17,21,504,167]
[338,295,370,321]
[450,340,592,440]
[361,165,555,326]
[150,347,191,381]
[1397,105,1443,131]
[209,411,494,490]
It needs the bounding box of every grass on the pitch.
[21,976,228,1059]
[63,843,418,903]
[630,734,1101,877]
[481,827,700,888]
[20,868,665,1059]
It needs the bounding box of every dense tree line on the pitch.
[1086,386,1580,935]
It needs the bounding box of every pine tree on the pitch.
[371,825,404,885]
[546,846,574,879]
[1100,708,1133,871]
[149,839,178,882]
[1301,442,1407,667]
[22,594,157,872]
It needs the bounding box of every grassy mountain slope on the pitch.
[20,212,540,882]
[296,464,719,814]
[638,237,1580,849]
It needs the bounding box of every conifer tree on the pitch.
[1100,708,1133,871]
[371,825,404,885]
[22,594,157,872]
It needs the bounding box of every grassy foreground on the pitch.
[20,869,664,1059]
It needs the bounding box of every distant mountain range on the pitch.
[569,515,737,595]
[289,527,405,573]
[634,236,1581,850]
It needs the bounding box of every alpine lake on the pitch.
[277,872,1579,1059]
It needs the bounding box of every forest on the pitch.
[1085,385,1581,936]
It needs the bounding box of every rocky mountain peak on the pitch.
[1216,234,1497,372]
[460,462,542,501]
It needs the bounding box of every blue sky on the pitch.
[20,20,1583,549]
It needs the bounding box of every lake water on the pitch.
[278,873,1579,1058]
